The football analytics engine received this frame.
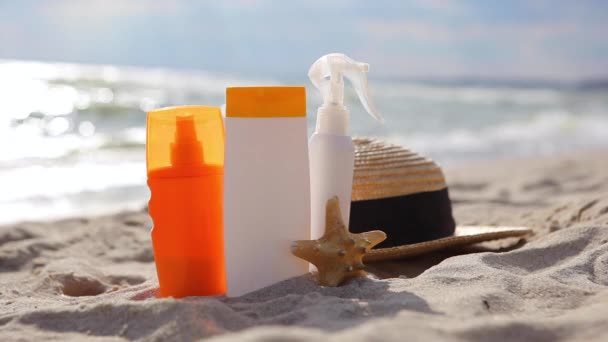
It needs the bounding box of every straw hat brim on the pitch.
[351,138,533,262]
[363,226,532,262]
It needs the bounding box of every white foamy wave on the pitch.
[0,160,145,202]
[372,82,563,106]
[1,59,608,224]
[385,111,608,160]
[0,153,147,225]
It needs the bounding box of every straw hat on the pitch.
[349,138,531,262]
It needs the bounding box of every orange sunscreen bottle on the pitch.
[146,106,226,298]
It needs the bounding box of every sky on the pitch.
[0,0,607,81]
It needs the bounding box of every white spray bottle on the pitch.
[308,53,384,250]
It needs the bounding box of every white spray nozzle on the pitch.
[308,53,384,124]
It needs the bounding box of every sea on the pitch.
[1,59,607,224]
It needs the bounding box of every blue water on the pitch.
[1,59,607,224]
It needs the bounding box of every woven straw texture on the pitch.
[353,138,447,201]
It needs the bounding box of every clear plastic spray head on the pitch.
[308,53,384,134]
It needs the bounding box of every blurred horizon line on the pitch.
[3,57,608,90]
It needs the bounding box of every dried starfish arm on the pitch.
[291,196,387,286]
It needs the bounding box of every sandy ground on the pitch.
[1,149,607,341]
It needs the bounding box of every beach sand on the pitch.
[1,150,607,341]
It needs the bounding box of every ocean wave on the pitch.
[385,111,608,161]
[1,59,608,223]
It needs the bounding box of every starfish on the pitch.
[291,196,387,286]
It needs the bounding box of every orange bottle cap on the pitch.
[226,86,306,118]
[146,106,224,174]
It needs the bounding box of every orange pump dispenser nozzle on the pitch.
[146,106,225,298]
[171,114,204,166]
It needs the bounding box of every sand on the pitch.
[1,149,608,341]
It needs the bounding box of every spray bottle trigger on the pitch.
[308,53,384,124]
[343,67,384,124]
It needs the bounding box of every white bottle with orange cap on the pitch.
[223,86,310,297]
